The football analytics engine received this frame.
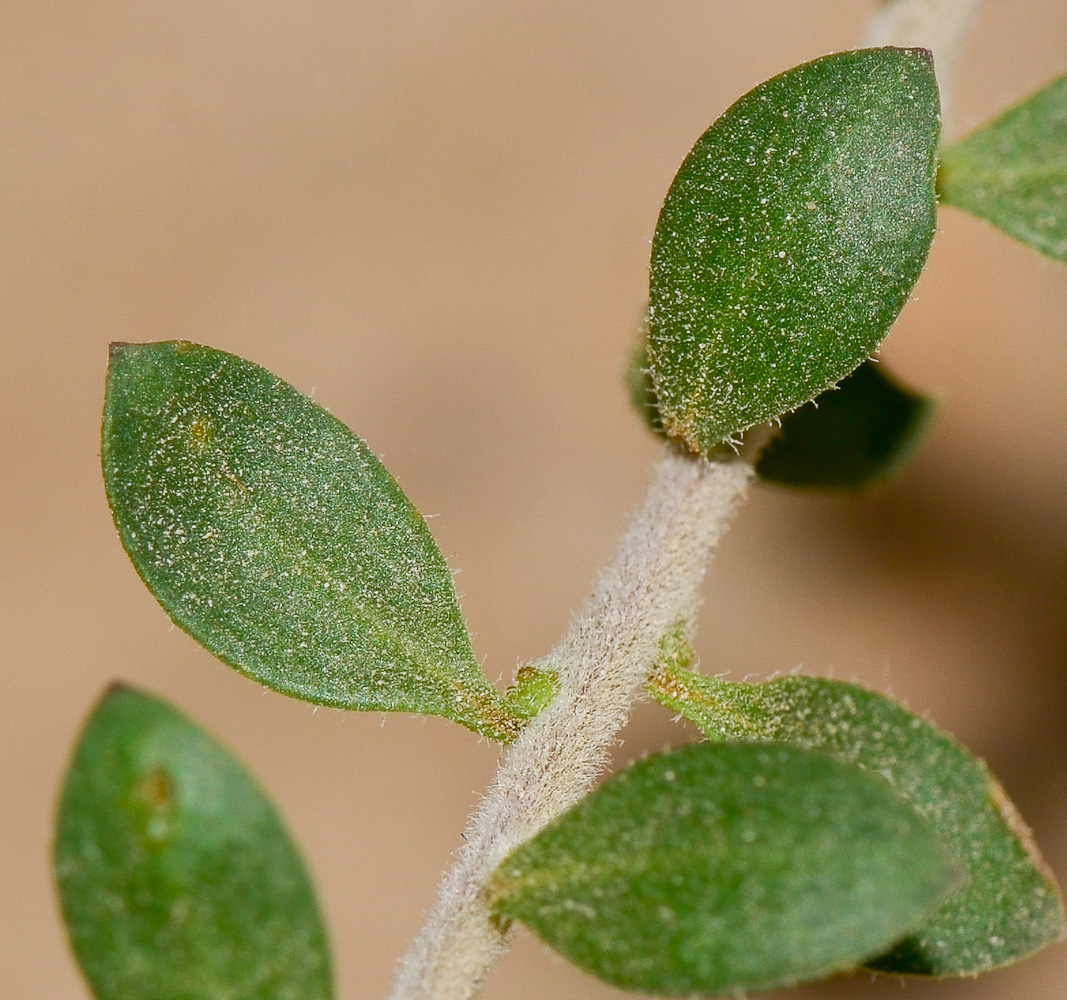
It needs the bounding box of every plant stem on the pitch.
[385,4,983,995]
[384,448,752,1000]
[863,0,986,134]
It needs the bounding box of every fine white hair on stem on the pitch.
[384,4,984,996]
[863,0,986,135]
[385,449,752,1000]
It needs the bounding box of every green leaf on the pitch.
[647,651,1065,976]
[627,321,935,488]
[103,342,520,741]
[939,71,1067,262]
[54,685,333,1000]
[502,665,559,721]
[491,741,960,996]
[624,325,664,438]
[756,360,935,488]
[648,48,940,451]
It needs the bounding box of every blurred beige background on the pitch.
[3,2,1067,997]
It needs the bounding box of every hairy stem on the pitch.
[385,4,983,996]
[863,0,986,134]
[385,449,752,1000]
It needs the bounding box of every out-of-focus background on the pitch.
[3,2,1066,997]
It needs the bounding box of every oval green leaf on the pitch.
[756,360,935,488]
[939,71,1067,263]
[648,48,940,450]
[648,653,1065,976]
[103,342,520,741]
[54,685,333,1000]
[490,741,959,996]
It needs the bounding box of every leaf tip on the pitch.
[988,774,1063,896]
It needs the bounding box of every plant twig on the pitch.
[385,448,752,1000]
[385,4,985,996]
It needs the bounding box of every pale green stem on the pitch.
[384,450,752,1000]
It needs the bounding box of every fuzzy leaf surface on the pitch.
[54,686,333,1000]
[940,71,1067,262]
[756,360,934,488]
[103,342,518,740]
[648,658,1065,975]
[648,47,939,450]
[491,741,959,996]
[628,332,933,489]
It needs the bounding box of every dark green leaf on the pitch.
[624,322,664,438]
[648,650,1065,976]
[756,360,935,488]
[648,48,940,451]
[491,741,959,996]
[103,342,520,741]
[54,685,333,1000]
[939,71,1067,262]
